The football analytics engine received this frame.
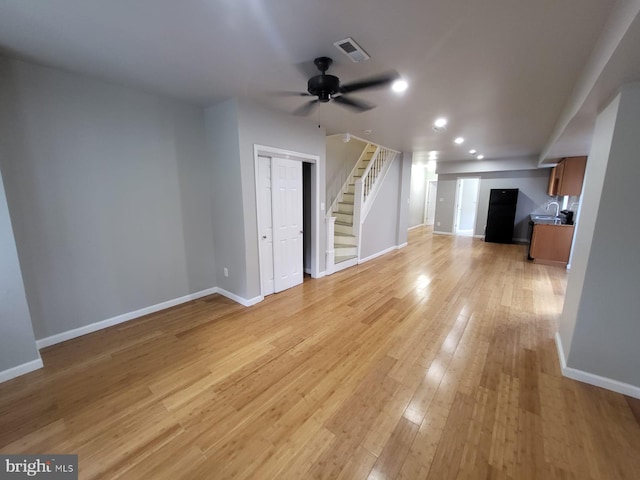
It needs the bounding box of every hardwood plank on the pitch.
[0,226,639,479]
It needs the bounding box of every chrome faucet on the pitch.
[547,201,560,223]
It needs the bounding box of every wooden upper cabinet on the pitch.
[547,156,586,196]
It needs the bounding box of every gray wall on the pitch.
[205,99,244,296]
[0,168,40,372]
[435,168,551,240]
[326,135,367,209]
[361,157,402,258]
[396,153,412,246]
[560,84,640,387]
[0,57,215,340]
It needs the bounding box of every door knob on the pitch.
[262,235,267,239]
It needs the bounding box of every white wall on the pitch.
[0,57,216,340]
[408,164,437,228]
[559,84,640,390]
[0,168,40,376]
[435,169,551,240]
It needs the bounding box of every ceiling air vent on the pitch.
[333,37,370,63]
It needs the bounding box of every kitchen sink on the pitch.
[530,214,562,224]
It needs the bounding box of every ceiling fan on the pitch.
[288,56,399,116]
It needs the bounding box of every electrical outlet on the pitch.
[223,267,229,277]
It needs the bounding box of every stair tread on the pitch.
[335,232,355,237]
[336,210,353,215]
[334,220,353,226]
[335,254,357,264]
[338,201,354,205]
[335,243,357,248]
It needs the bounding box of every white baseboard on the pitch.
[36,287,218,349]
[555,333,640,399]
[359,244,403,264]
[408,224,424,231]
[433,230,453,236]
[216,288,263,307]
[397,242,408,249]
[314,271,326,278]
[0,358,44,384]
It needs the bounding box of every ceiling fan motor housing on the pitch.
[308,74,340,102]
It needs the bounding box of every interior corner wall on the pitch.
[0,167,40,373]
[361,156,402,258]
[205,99,247,297]
[561,85,640,388]
[0,57,216,340]
[434,168,550,239]
[235,100,327,298]
[326,135,367,208]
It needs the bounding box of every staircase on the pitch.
[326,141,398,273]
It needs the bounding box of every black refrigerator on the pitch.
[485,189,518,244]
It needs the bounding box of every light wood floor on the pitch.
[1,226,639,479]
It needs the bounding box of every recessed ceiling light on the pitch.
[469,149,477,155]
[477,154,485,160]
[433,117,447,132]
[391,79,408,93]
[434,118,447,128]
[454,137,465,145]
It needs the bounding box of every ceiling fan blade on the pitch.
[292,99,319,116]
[273,91,313,97]
[339,71,400,94]
[332,95,374,112]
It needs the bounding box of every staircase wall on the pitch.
[326,134,368,209]
[360,153,411,259]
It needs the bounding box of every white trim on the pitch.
[216,288,263,307]
[0,358,44,384]
[433,230,453,236]
[253,145,322,296]
[398,242,408,249]
[555,333,640,399]
[36,287,218,349]
[473,235,484,239]
[316,270,326,278]
[359,244,402,264]
[408,224,425,230]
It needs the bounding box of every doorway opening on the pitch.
[254,145,320,298]
[454,177,480,236]
[424,180,437,226]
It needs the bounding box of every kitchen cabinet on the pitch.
[547,156,586,196]
[529,224,575,266]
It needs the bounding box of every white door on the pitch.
[257,156,275,295]
[425,181,437,225]
[271,157,303,292]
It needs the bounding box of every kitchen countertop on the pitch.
[529,214,573,226]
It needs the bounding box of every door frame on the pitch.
[453,177,481,236]
[254,144,320,297]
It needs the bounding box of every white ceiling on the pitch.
[0,0,638,165]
